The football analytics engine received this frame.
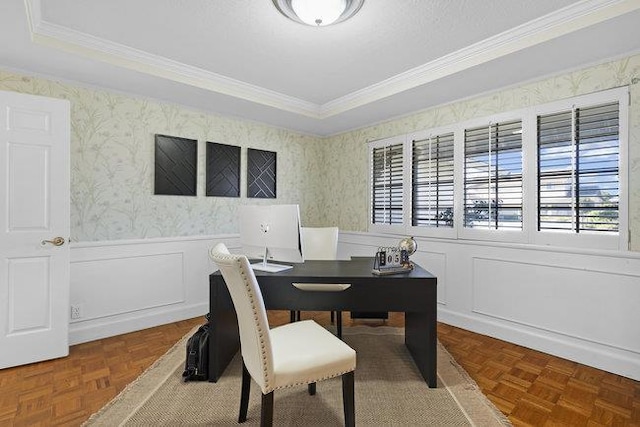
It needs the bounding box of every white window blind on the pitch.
[464,120,523,230]
[412,133,454,227]
[537,102,619,233]
[371,143,404,225]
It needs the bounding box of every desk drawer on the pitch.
[259,278,434,312]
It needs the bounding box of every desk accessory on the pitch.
[372,237,417,275]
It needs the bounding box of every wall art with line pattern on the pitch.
[206,142,240,197]
[154,134,197,196]
[247,148,276,199]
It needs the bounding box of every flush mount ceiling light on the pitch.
[273,0,364,27]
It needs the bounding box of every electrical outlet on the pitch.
[70,304,82,320]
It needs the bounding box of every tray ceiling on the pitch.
[2,0,640,135]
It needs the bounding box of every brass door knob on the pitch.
[41,237,65,246]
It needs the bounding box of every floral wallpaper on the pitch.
[2,52,639,250]
[320,54,640,251]
[0,70,324,242]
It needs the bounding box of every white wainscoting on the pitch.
[339,231,640,381]
[68,231,640,381]
[69,235,240,345]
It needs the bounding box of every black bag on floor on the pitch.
[182,319,210,382]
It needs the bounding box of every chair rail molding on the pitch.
[338,231,640,381]
[67,230,640,380]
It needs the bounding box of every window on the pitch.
[463,120,523,230]
[412,133,454,228]
[537,102,620,234]
[370,140,404,225]
[366,87,627,250]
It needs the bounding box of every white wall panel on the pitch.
[68,234,239,345]
[471,257,640,354]
[338,231,640,381]
[412,250,447,305]
[72,252,185,320]
[67,231,640,380]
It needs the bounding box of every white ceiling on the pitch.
[2,0,640,136]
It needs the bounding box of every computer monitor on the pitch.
[240,204,303,272]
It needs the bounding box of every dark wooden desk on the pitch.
[208,257,438,387]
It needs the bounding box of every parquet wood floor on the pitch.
[0,312,638,426]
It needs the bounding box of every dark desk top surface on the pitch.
[224,257,436,280]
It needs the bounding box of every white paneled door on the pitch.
[0,90,70,368]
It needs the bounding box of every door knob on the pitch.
[41,237,65,246]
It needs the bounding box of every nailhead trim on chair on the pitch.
[212,249,355,394]
[271,368,355,392]
[236,257,272,392]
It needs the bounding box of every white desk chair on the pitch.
[301,226,339,260]
[293,227,343,337]
[209,243,356,427]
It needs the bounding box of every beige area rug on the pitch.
[84,326,511,426]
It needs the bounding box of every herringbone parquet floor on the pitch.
[0,312,638,426]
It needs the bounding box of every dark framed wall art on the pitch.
[247,148,277,199]
[206,142,240,197]
[154,134,197,196]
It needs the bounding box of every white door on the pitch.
[0,90,70,368]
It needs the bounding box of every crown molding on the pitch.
[319,0,640,118]
[24,0,640,120]
[23,0,320,118]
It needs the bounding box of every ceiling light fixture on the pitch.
[273,0,364,27]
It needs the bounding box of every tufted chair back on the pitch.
[209,243,275,393]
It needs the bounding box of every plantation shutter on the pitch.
[371,143,404,225]
[463,120,523,229]
[412,133,454,227]
[538,102,619,233]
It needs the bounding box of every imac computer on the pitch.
[240,204,303,272]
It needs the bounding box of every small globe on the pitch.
[398,236,417,255]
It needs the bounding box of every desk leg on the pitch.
[209,276,240,382]
[405,308,437,388]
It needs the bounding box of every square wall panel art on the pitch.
[154,134,197,196]
[206,142,240,197]
[247,148,276,199]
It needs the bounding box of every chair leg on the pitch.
[342,371,355,427]
[239,361,251,423]
[289,310,296,323]
[336,311,343,339]
[308,382,316,395]
[330,311,335,324]
[261,391,274,427]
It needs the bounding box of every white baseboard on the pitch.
[437,308,640,382]
[69,302,208,345]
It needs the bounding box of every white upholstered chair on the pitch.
[300,226,339,261]
[209,243,356,427]
[293,227,343,337]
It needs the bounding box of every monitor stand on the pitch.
[250,248,293,273]
[250,261,293,273]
